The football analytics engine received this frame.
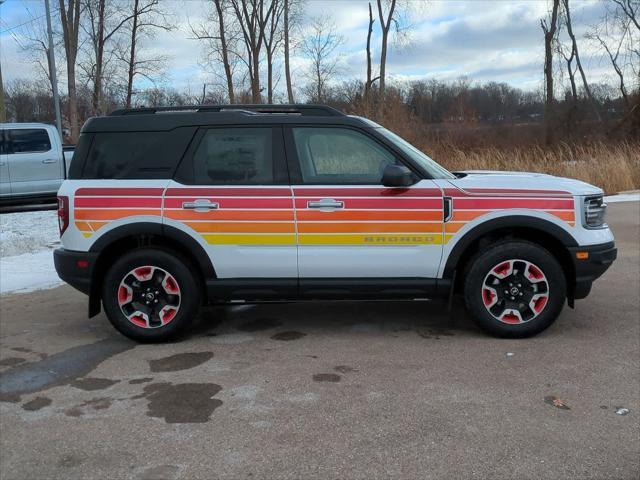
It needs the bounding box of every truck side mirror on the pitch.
[381,164,416,187]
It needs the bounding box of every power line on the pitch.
[0,6,61,35]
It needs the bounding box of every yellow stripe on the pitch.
[298,233,445,245]
[82,232,93,238]
[202,234,296,245]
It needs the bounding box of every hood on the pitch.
[447,170,602,196]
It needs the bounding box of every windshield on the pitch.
[376,127,455,179]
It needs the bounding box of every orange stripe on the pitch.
[297,210,443,222]
[450,210,490,221]
[184,222,295,233]
[445,222,466,233]
[550,211,575,221]
[75,209,160,220]
[297,222,443,234]
[74,221,91,231]
[165,210,295,221]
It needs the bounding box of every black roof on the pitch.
[82,104,377,133]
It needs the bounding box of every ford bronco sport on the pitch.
[54,104,617,342]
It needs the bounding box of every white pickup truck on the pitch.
[0,123,74,205]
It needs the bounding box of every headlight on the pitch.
[583,195,607,229]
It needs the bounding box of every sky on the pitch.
[0,0,629,97]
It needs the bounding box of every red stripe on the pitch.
[295,198,442,210]
[75,188,164,196]
[165,188,291,197]
[293,187,441,197]
[453,198,574,210]
[164,197,293,209]
[443,187,572,197]
[75,197,163,208]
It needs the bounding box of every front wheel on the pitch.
[463,241,566,338]
[102,248,201,342]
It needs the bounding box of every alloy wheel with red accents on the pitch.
[118,265,181,329]
[481,259,549,324]
[463,241,566,338]
[102,248,201,342]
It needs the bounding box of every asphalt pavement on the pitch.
[0,202,638,480]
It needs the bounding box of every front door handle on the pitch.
[42,158,57,164]
[182,199,219,211]
[307,198,344,209]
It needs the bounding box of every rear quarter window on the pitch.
[77,127,196,179]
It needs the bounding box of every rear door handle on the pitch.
[182,199,219,211]
[42,158,57,164]
[307,198,344,209]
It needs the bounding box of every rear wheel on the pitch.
[463,241,566,338]
[102,248,201,342]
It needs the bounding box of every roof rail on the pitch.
[109,104,345,117]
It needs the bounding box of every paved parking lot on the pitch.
[0,202,638,479]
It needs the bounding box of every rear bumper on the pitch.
[568,241,617,299]
[53,248,98,295]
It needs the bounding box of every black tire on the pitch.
[463,241,566,338]
[102,248,201,342]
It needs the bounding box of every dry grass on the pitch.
[424,141,640,195]
[361,103,639,194]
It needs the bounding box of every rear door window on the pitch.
[80,127,195,179]
[8,129,51,153]
[176,127,288,185]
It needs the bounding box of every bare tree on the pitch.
[231,0,274,102]
[82,0,137,114]
[562,0,601,122]
[588,22,631,108]
[541,0,560,144]
[260,0,285,103]
[376,0,396,97]
[364,2,378,101]
[120,0,174,108]
[283,0,294,102]
[59,0,82,141]
[301,16,343,103]
[191,0,239,103]
[612,0,640,31]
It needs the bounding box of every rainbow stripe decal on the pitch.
[73,187,575,244]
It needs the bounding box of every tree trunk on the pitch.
[252,47,261,102]
[214,0,235,103]
[376,0,396,98]
[284,0,294,103]
[59,0,81,142]
[125,0,139,108]
[267,51,274,103]
[541,0,560,145]
[0,61,5,122]
[92,0,106,115]
[365,2,374,102]
[563,0,602,122]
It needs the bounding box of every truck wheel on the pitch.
[102,248,201,342]
[463,241,566,338]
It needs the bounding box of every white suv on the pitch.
[54,105,617,342]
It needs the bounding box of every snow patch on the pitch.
[0,250,63,294]
[604,193,640,203]
[1,210,62,295]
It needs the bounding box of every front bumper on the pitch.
[567,241,617,299]
[53,248,98,295]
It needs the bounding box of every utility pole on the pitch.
[45,0,63,141]
[0,57,5,123]
[0,0,6,123]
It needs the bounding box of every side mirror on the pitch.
[382,164,416,187]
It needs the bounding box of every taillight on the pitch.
[58,196,69,236]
